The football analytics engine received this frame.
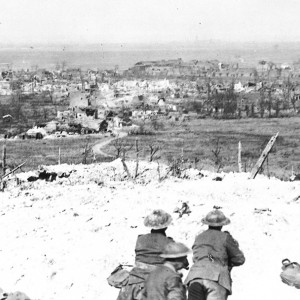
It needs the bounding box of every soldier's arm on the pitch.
[166,275,187,300]
[226,233,245,267]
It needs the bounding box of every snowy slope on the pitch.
[0,160,299,300]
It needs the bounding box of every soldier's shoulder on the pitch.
[136,233,149,242]
[224,231,240,246]
[194,229,207,237]
[223,230,233,237]
[137,233,150,238]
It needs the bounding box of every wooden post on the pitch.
[58,147,61,165]
[2,143,6,175]
[1,161,26,180]
[134,138,139,178]
[181,147,184,168]
[238,141,242,172]
[143,146,145,160]
[250,132,279,179]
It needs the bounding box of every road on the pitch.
[92,131,128,158]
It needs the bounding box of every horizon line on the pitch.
[2,40,300,46]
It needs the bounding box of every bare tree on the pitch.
[134,138,140,178]
[267,88,272,117]
[223,82,238,117]
[211,138,223,172]
[149,141,160,162]
[259,84,266,118]
[291,94,298,112]
[282,76,293,110]
[113,138,124,158]
[82,138,93,164]
[113,138,133,158]
[121,149,133,181]
[79,68,84,92]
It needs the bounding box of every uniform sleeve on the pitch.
[226,233,245,267]
[166,274,187,300]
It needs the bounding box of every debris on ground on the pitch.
[254,208,272,214]
[289,174,300,181]
[174,202,191,218]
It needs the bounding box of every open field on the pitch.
[102,117,300,180]
[1,117,300,180]
[0,135,107,172]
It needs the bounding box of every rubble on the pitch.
[173,202,191,218]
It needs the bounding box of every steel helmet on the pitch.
[160,242,191,258]
[201,209,231,226]
[144,209,172,230]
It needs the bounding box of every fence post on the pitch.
[134,138,139,178]
[250,132,279,179]
[2,143,6,175]
[58,147,61,165]
[238,141,242,172]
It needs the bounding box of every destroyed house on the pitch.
[196,61,219,71]
[157,59,182,67]
[236,68,256,78]
[133,61,157,71]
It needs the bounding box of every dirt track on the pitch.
[92,131,127,157]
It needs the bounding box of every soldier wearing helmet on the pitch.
[135,209,174,266]
[117,209,174,300]
[142,242,191,300]
[185,209,245,300]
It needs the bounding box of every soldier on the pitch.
[142,242,191,300]
[185,209,245,300]
[117,209,174,300]
[134,209,174,267]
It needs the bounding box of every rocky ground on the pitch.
[0,159,300,300]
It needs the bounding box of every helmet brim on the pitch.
[144,215,172,229]
[201,218,231,227]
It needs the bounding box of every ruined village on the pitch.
[0,55,300,300]
[1,1,300,300]
[1,57,300,141]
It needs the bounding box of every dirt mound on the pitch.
[0,160,300,300]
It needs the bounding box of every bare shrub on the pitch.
[119,139,141,182]
[148,142,160,162]
[211,138,224,172]
[112,138,133,158]
[82,138,93,164]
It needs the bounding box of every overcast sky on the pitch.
[0,0,300,45]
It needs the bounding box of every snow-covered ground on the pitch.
[0,160,300,300]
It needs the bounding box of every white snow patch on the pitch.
[0,160,300,300]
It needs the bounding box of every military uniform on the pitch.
[117,209,174,300]
[135,232,174,265]
[143,263,186,300]
[185,229,245,300]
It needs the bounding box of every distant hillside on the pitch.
[1,41,300,70]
